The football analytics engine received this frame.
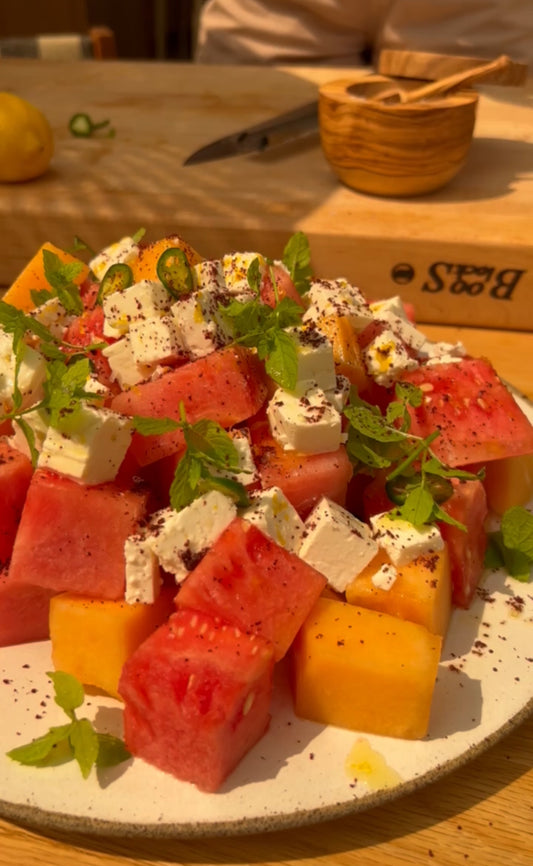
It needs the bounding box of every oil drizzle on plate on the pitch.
[345,738,403,790]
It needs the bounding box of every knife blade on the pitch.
[183,99,319,166]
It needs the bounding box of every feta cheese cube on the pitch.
[147,491,237,583]
[421,340,467,365]
[171,287,235,359]
[129,315,184,365]
[362,328,418,387]
[37,405,133,485]
[370,296,409,320]
[371,561,398,591]
[222,251,267,295]
[102,336,157,389]
[212,428,259,487]
[325,374,351,413]
[193,259,226,293]
[82,375,109,404]
[89,236,139,282]
[124,531,162,604]
[373,312,427,354]
[102,279,170,337]
[29,296,75,339]
[267,384,343,453]
[298,497,379,592]
[303,279,374,332]
[240,486,305,552]
[369,512,444,567]
[0,330,46,411]
[286,324,337,391]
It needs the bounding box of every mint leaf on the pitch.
[264,329,299,391]
[30,288,55,307]
[6,723,73,766]
[344,405,406,444]
[69,718,100,779]
[395,485,434,526]
[282,231,312,295]
[133,415,180,436]
[501,506,533,560]
[247,256,263,294]
[42,249,84,315]
[48,670,85,718]
[43,357,93,431]
[485,506,533,581]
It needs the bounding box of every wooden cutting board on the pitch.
[1,59,531,330]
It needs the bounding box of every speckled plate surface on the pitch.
[0,400,531,840]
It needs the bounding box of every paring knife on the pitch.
[183,100,319,166]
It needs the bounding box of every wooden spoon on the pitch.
[373,54,513,104]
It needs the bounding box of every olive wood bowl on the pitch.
[318,76,479,197]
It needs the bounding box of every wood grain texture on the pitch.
[0,61,531,330]
[377,49,530,86]
[0,325,531,866]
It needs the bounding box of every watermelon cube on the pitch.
[0,565,56,647]
[8,469,150,600]
[0,438,33,566]
[249,414,353,518]
[110,346,269,466]
[119,608,275,792]
[176,517,327,660]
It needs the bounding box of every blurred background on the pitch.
[0,0,202,60]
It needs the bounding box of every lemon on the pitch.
[0,92,54,183]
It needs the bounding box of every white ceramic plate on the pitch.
[0,400,531,839]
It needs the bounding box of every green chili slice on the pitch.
[68,113,115,138]
[385,473,454,507]
[156,248,194,299]
[96,263,134,304]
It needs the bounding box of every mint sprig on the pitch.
[220,295,303,390]
[344,383,482,529]
[43,357,103,432]
[42,249,84,315]
[485,505,533,581]
[6,671,130,778]
[133,406,250,511]
[169,412,250,511]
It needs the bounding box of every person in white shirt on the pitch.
[195,0,532,67]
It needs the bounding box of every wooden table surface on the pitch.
[1,59,532,330]
[1,325,531,866]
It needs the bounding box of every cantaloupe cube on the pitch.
[49,586,175,699]
[3,243,90,312]
[483,452,533,516]
[314,314,370,393]
[129,234,203,284]
[290,596,442,739]
[345,547,452,637]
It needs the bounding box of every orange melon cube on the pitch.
[483,452,533,516]
[129,234,203,284]
[49,586,175,699]
[290,596,442,739]
[345,547,452,637]
[3,242,90,312]
[314,314,371,392]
